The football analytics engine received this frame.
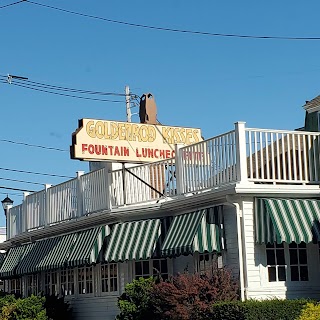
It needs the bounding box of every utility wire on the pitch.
[0,191,22,197]
[0,138,68,152]
[0,186,35,193]
[0,74,129,97]
[0,177,44,186]
[0,167,74,179]
[0,0,24,9]
[0,79,123,103]
[25,0,320,41]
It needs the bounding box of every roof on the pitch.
[303,95,320,112]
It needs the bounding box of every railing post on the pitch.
[22,192,29,233]
[235,121,248,183]
[77,171,85,217]
[175,144,184,195]
[44,184,52,226]
[104,163,113,210]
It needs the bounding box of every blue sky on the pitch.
[1,0,320,225]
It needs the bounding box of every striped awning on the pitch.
[36,233,76,271]
[67,225,110,267]
[0,225,110,277]
[161,207,221,257]
[0,245,29,278]
[104,219,161,262]
[0,253,5,268]
[255,198,320,244]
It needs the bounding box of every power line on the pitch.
[0,186,35,192]
[24,0,320,41]
[0,191,23,197]
[0,138,68,152]
[0,79,124,103]
[0,167,73,179]
[0,75,127,97]
[0,0,24,9]
[0,177,44,186]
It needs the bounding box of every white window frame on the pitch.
[26,274,40,296]
[60,268,75,296]
[99,263,119,295]
[77,266,94,296]
[134,259,171,280]
[263,242,310,284]
[9,278,22,295]
[44,270,59,296]
[288,242,308,282]
[194,252,221,274]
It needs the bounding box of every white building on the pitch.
[1,100,320,319]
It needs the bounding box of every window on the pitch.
[60,268,75,296]
[194,253,219,274]
[78,266,93,295]
[134,259,169,280]
[44,271,58,295]
[101,263,118,293]
[266,243,286,282]
[10,278,21,295]
[289,242,308,281]
[152,259,169,280]
[27,274,40,296]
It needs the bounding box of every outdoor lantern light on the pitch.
[1,195,13,214]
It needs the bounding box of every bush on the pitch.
[297,302,320,320]
[0,295,48,320]
[210,301,247,320]
[13,295,47,320]
[151,267,239,320]
[116,277,156,320]
[211,299,309,320]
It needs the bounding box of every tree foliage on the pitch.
[152,268,239,320]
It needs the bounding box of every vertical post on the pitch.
[22,192,29,233]
[235,121,248,183]
[125,85,131,122]
[122,163,127,205]
[77,171,85,217]
[104,162,113,210]
[175,144,184,195]
[44,184,52,226]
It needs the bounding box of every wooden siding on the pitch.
[67,296,118,320]
[223,205,240,278]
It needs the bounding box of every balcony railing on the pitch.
[6,122,320,239]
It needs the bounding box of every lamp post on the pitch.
[1,195,13,239]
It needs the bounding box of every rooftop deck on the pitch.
[7,122,320,239]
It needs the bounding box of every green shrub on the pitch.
[211,299,309,320]
[245,299,309,320]
[297,302,320,320]
[13,295,47,320]
[116,277,156,320]
[210,301,247,320]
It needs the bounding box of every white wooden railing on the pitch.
[7,122,320,239]
[245,128,320,184]
[179,129,238,193]
[111,158,176,206]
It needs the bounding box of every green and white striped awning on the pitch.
[104,219,161,262]
[0,245,29,278]
[67,225,110,267]
[161,208,221,257]
[0,225,110,277]
[255,198,320,244]
[36,233,75,271]
[0,253,5,268]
